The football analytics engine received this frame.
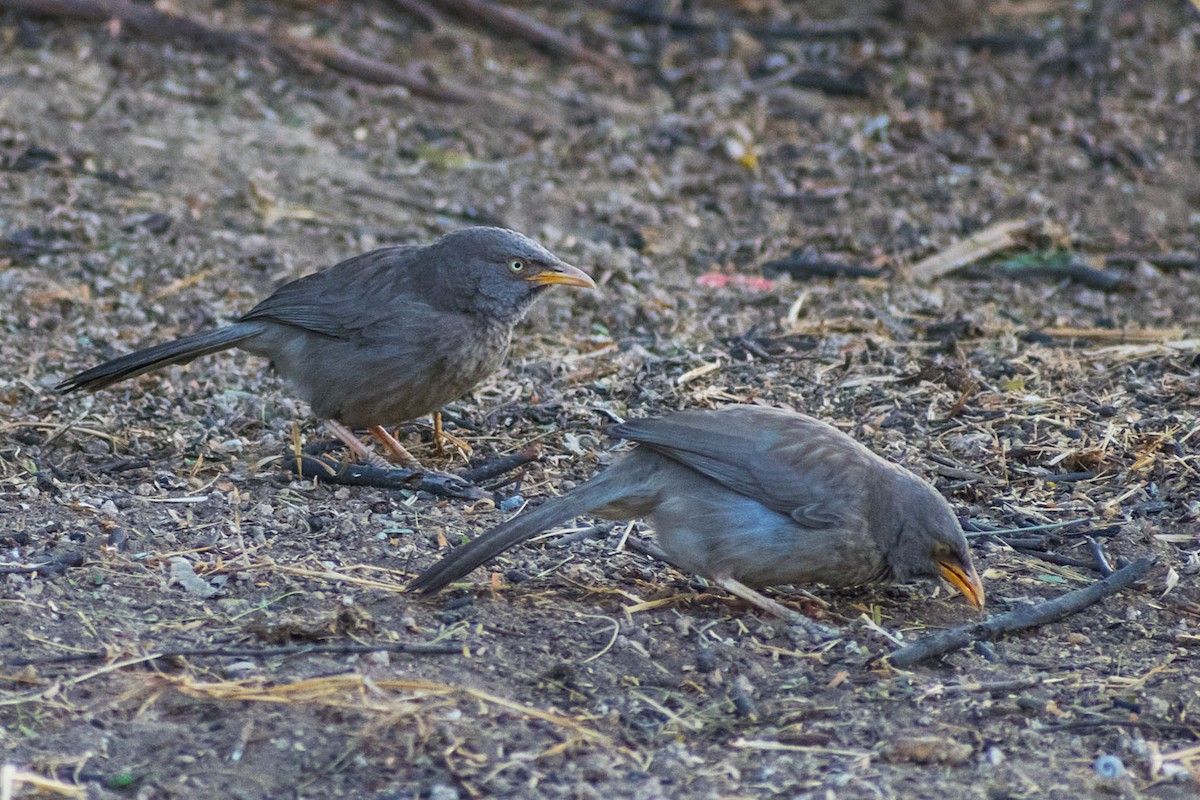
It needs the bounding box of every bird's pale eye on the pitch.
[508,258,527,274]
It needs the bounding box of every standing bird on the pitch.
[56,227,596,467]
[410,406,984,621]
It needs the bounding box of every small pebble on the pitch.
[499,494,525,512]
[1094,755,1125,779]
[608,154,638,176]
[429,784,460,800]
[362,650,390,668]
[730,675,758,718]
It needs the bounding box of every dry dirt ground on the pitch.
[2,1,1200,798]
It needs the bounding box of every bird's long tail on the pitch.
[56,322,265,393]
[409,469,634,593]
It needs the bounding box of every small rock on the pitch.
[223,660,258,679]
[608,154,638,177]
[168,557,219,598]
[428,782,460,800]
[1094,754,1125,779]
[362,650,390,668]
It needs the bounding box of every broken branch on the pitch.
[429,0,618,71]
[8,641,462,667]
[599,1,874,41]
[0,0,487,102]
[968,257,1134,292]
[761,253,882,281]
[459,446,540,484]
[909,218,1037,282]
[888,557,1154,667]
[290,454,488,500]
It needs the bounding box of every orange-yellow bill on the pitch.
[526,262,596,289]
[937,559,986,610]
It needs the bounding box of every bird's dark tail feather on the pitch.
[56,322,265,393]
[409,472,625,593]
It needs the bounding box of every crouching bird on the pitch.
[56,227,595,469]
[410,405,984,622]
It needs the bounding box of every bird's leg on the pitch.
[432,410,473,457]
[324,420,391,470]
[714,576,839,641]
[368,425,422,469]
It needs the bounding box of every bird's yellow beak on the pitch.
[937,558,986,610]
[526,262,596,289]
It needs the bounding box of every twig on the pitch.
[888,557,1154,667]
[788,68,873,98]
[290,454,488,500]
[910,218,1037,282]
[954,32,1047,54]
[1085,536,1115,576]
[935,677,1050,695]
[1042,718,1200,738]
[761,254,882,281]
[460,447,540,484]
[0,551,84,575]
[1105,252,1200,271]
[550,523,616,548]
[599,1,874,41]
[387,0,444,29]
[0,766,84,799]
[273,32,485,102]
[964,517,1098,538]
[430,0,618,70]
[934,464,1003,485]
[7,641,462,667]
[0,0,488,103]
[0,0,252,46]
[1010,547,1101,572]
[970,257,1134,292]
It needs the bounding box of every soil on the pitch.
[2,1,1199,798]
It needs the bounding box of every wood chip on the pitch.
[910,218,1038,282]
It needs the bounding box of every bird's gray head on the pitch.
[881,468,985,610]
[429,227,595,322]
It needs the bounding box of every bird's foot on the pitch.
[432,410,474,457]
[368,425,423,468]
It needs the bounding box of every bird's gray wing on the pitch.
[609,406,877,529]
[239,245,421,339]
